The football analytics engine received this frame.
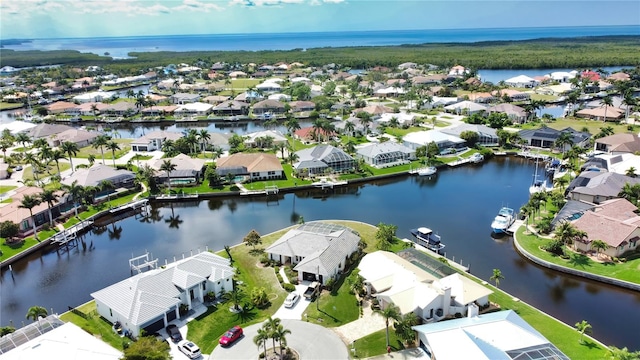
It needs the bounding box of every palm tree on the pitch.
[622,93,636,123]
[198,129,211,153]
[39,189,59,226]
[19,194,42,240]
[92,135,110,165]
[601,95,613,122]
[608,346,640,360]
[90,104,99,121]
[106,141,121,167]
[0,139,12,162]
[554,221,578,246]
[15,132,31,151]
[272,324,291,356]
[590,239,608,260]
[25,306,48,322]
[160,159,177,194]
[62,181,84,217]
[287,151,299,166]
[264,317,281,354]
[490,268,504,288]
[312,118,325,142]
[49,149,65,179]
[60,141,79,172]
[554,132,574,155]
[98,180,114,205]
[376,303,401,347]
[185,129,199,154]
[285,116,301,150]
[253,327,269,359]
[223,282,246,312]
[394,312,419,345]
[23,152,42,186]
[575,320,592,343]
[626,167,637,178]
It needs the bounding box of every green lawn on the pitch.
[76,139,132,159]
[216,78,261,90]
[385,126,425,137]
[303,266,360,327]
[516,226,640,284]
[0,102,24,110]
[0,185,17,193]
[352,328,405,358]
[517,118,629,135]
[0,228,57,261]
[59,301,126,351]
[22,162,71,181]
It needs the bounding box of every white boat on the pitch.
[469,153,484,163]
[491,207,515,234]
[529,157,552,194]
[417,166,437,176]
[410,227,445,252]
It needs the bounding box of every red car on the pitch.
[219,325,243,346]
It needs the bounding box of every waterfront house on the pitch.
[571,198,640,258]
[289,100,316,113]
[517,126,590,150]
[28,123,75,140]
[441,123,499,147]
[175,102,213,116]
[235,91,263,102]
[548,71,577,83]
[403,130,466,152]
[413,310,569,360]
[202,95,229,105]
[72,91,114,103]
[486,103,528,123]
[212,100,250,116]
[448,65,468,76]
[493,89,531,102]
[47,128,98,148]
[576,106,623,121]
[293,145,355,176]
[268,93,292,102]
[358,251,492,323]
[0,186,68,237]
[265,222,360,285]
[376,112,415,127]
[46,101,77,114]
[444,100,487,115]
[62,164,135,189]
[102,102,138,117]
[243,130,288,149]
[171,93,201,105]
[594,133,640,155]
[504,74,539,88]
[357,105,393,118]
[413,74,449,85]
[150,153,206,186]
[70,102,110,116]
[141,105,178,117]
[294,126,338,143]
[216,153,284,181]
[130,130,183,152]
[585,153,640,176]
[465,92,495,104]
[567,172,640,204]
[91,252,234,337]
[252,99,286,116]
[356,142,416,168]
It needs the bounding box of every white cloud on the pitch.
[174,0,223,12]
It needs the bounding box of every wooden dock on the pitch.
[51,220,94,246]
[517,152,549,161]
[109,198,149,213]
[506,219,524,235]
[447,158,471,167]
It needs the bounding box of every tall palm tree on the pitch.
[554,132,574,155]
[272,324,291,356]
[62,180,85,217]
[15,132,30,151]
[185,129,199,154]
[223,282,246,312]
[285,116,301,149]
[554,221,578,246]
[575,320,592,343]
[198,129,211,153]
[376,303,401,347]
[19,194,42,240]
[601,95,613,122]
[98,180,114,205]
[106,140,121,167]
[25,306,48,322]
[92,135,110,165]
[590,239,608,260]
[160,159,177,194]
[490,268,504,288]
[608,346,640,360]
[90,103,99,121]
[60,141,79,172]
[264,317,281,355]
[253,328,269,359]
[23,152,42,186]
[39,189,59,226]
[49,149,65,179]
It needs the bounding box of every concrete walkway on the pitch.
[365,348,428,360]
[333,298,385,343]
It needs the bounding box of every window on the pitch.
[110,308,112,317]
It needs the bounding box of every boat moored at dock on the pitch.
[491,207,515,234]
[410,227,445,252]
[469,153,485,163]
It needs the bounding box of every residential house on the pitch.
[228,71,247,78]
[150,153,206,186]
[587,153,640,176]
[374,86,406,98]
[465,92,495,104]
[255,81,282,93]
[216,153,284,181]
[376,112,415,127]
[204,132,231,151]
[571,198,640,258]
[397,62,417,70]
[441,124,499,146]
[357,105,393,118]
[68,102,109,116]
[252,99,286,116]
[265,222,360,285]
[356,142,415,168]
[294,126,337,143]
[594,133,640,154]
[413,74,448,85]
[576,106,623,121]
[444,101,487,115]
[175,102,213,116]
[608,72,630,82]
[91,252,234,337]
[28,123,74,140]
[102,102,137,117]
[141,105,178,117]
[72,91,115,103]
[0,187,69,237]
[130,130,183,152]
[403,130,466,152]
[0,120,36,135]
[268,93,292,102]
[567,172,640,204]
[493,89,531,102]
[359,251,492,323]
[171,93,201,105]
[448,65,468,76]
[47,128,98,148]
[517,126,591,150]
[62,164,135,189]
[46,101,77,114]
[212,100,250,116]
[504,74,539,88]
[289,101,316,113]
[202,95,229,105]
[413,310,569,360]
[244,130,288,149]
[547,71,577,83]
[486,103,528,123]
[293,145,355,176]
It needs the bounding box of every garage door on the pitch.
[142,317,165,334]
[166,308,177,322]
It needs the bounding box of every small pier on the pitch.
[312,178,348,189]
[265,185,279,195]
[517,152,549,161]
[110,199,149,213]
[129,252,158,274]
[51,220,94,246]
[447,158,471,167]
[506,219,524,235]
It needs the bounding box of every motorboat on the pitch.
[410,227,445,252]
[491,207,515,234]
[529,157,553,194]
[469,153,484,163]
[417,166,437,176]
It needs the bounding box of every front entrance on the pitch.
[190,289,195,300]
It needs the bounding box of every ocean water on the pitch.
[3,25,638,58]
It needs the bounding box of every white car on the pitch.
[284,292,299,308]
[178,340,201,359]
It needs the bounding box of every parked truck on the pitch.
[303,281,321,300]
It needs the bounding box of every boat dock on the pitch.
[517,152,549,161]
[311,178,347,189]
[506,219,524,235]
[109,199,149,213]
[447,158,471,167]
[51,220,94,246]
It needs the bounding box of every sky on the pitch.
[1,0,639,39]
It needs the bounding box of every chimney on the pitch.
[467,303,479,318]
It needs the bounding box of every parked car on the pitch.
[14,165,22,171]
[219,325,243,347]
[166,324,182,343]
[178,340,201,359]
[284,292,300,308]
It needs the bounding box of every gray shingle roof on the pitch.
[356,142,414,158]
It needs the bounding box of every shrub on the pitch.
[260,254,270,265]
[274,266,280,274]
[541,239,565,256]
[283,283,296,292]
[276,273,284,284]
[229,185,240,192]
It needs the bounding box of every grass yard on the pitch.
[518,117,629,135]
[218,78,261,90]
[516,226,640,284]
[352,328,405,358]
[22,162,71,181]
[303,266,360,327]
[76,139,132,159]
[385,126,425,137]
[59,301,126,351]
[0,102,24,110]
[0,185,17,193]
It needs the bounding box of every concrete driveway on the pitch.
[210,319,348,360]
[272,284,312,320]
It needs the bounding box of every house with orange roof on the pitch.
[448,65,468,76]
[0,187,69,237]
[46,101,77,114]
[607,72,630,82]
[216,153,284,181]
[576,106,623,121]
[594,133,640,155]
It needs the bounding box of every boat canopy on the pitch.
[416,227,433,234]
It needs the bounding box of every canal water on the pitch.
[1,156,638,349]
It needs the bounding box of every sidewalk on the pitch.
[365,348,428,360]
[333,298,385,343]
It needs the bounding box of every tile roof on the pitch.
[573,211,637,247]
[216,153,283,173]
[28,123,74,139]
[61,164,134,187]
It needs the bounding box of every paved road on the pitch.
[210,319,348,360]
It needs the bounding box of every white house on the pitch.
[376,112,415,127]
[72,91,114,103]
[444,100,487,115]
[256,81,282,93]
[175,102,213,116]
[548,71,577,83]
[91,252,234,337]
[130,130,183,152]
[265,222,360,285]
[504,75,539,88]
[243,130,288,148]
[356,142,416,167]
[403,130,466,152]
[413,310,569,360]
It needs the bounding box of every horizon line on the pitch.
[1,24,638,42]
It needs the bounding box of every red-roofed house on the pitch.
[294,126,337,143]
[581,70,600,82]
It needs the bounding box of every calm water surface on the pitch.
[1,157,639,349]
